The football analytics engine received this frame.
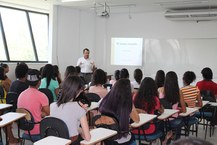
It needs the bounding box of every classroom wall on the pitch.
[93,12,217,85]
[50,6,217,85]
[52,6,96,79]
[6,5,217,86]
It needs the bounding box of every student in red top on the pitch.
[196,67,217,99]
[133,77,164,134]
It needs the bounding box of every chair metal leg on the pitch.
[0,128,2,143]
[196,124,198,137]
[205,123,208,140]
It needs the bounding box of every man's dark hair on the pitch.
[201,67,213,80]
[83,48,89,53]
[15,63,29,79]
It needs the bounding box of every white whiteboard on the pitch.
[144,38,217,82]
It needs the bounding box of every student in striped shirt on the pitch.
[180,71,202,108]
[180,71,202,134]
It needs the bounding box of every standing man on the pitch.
[77,48,96,83]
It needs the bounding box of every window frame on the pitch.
[0,5,49,63]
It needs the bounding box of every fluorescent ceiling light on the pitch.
[62,0,86,2]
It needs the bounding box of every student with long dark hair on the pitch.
[133,77,164,134]
[120,68,134,92]
[39,64,59,101]
[64,65,77,79]
[131,68,143,89]
[163,71,186,140]
[53,65,62,85]
[110,70,120,86]
[89,69,108,98]
[0,63,11,86]
[50,76,91,144]
[99,78,139,145]
[155,70,165,88]
[119,68,129,79]
[0,66,10,92]
[155,70,165,99]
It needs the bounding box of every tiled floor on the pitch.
[1,122,216,145]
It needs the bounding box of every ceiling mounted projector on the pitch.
[94,2,110,18]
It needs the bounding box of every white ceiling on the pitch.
[0,0,217,13]
[55,0,217,13]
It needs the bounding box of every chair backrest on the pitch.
[200,90,216,102]
[16,108,35,131]
[40,117,70,139]
[39,88,54,104]
[6,92,19,112]
[0,85,5,99]
[103,84,112,90]
[92,114,123,140]
[160,98,172,109]
[86,93,101,102]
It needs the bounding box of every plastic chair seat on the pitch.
[86,93,101,102]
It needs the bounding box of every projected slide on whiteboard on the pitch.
[111,38,143,66]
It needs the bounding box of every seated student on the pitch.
[64,65,77,79]
[133,77,164,133]
[0,66,10,94]
[131,68,143,89]
[0,82,20,144]
[89,69,108,98]
[57,66,78,99]
[196,67,217,99]
[53,65,62,85]
[132,77,172,144]
[75,66,86,84]
[155,70,165,99]
[9,63,29,95]
[109,70,120,86]
[161,71,186,140]
[180,71,202,137]
[17,69,50,141]
[181,71,202,108]
[0,63,11,91]
[120,68,134,92]
[99,78,139,145]
[50,76,91,144]
[39,64,59,102]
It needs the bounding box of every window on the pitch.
[0,6,49,62]
[29,12,48,61]
[0,27,7,61]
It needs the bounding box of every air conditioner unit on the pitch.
[165,9,217,21]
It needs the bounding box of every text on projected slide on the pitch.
[111,38,143,66]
